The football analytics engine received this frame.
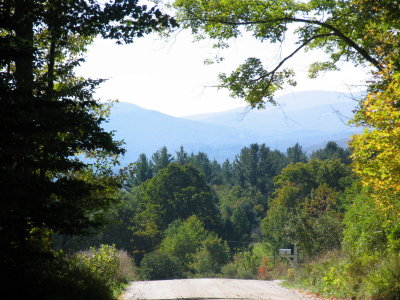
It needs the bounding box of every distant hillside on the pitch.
[184,91,359,133]
[104,90,363,163]
[183,90,362,151]
[103,102,264,163]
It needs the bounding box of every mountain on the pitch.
[184,91,359,132]
[105,90,362,163]
[183,90,362,151]
[103,102,264,163]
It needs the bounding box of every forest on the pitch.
[1,0,399,299]
[55,142,357,290]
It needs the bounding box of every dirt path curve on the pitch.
[119,278,323,300]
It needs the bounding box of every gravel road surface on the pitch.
[119,278,323,300]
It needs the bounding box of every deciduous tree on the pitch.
[130,163,220,252]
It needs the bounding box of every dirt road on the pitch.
[119,278,322,300]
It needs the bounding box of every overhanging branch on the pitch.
[184,15,383,71]
[249,33,336,84]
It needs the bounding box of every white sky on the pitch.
[77,30,370,117]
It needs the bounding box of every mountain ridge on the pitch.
[104,90,362,163]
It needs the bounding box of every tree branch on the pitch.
[249,33,335,84]
[270,33,336,75]
[186,15,383,71]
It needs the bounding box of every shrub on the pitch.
[192,234,230,277]
[72,244,137,297]
[140,251,184,280]
[288,251,400,299]
[220,263,238,278]
[220,243,273,279]
[288,251,351,298]
[74,245,121,291]
[361,253,400,299]
[159,216,208,271]
[6,251,115,300]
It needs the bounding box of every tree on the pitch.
[130,163,220,252]
[234,143,283,195]
[215,184,267,243]
[189,151,222,185]
[221,159,235,185]
[175,146,190,165]
[311,141,351,164]
[160,216,208,271]
[140,251,184,280]
[189,152,213,183]
[171,0,400,293]
[230,202,255,243]
[172,0,389,107]
[170,3,399,231]
[192,233,230,276]
[286,143,308,164]
[261,159,352,255]
[152,146,174,174]
[0,0,176,296]
[349,70,400,251]
[127,153,153,187]
[342,191,388,256]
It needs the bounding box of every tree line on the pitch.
[57,142,353,279]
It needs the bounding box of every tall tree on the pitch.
[286,143,308,164]
[234,143,283,195]
[152,146,174,174]
[311,141,351,164]
[175,146,190,165]
[261,159,352,255]
[190,151,222,185]
[221,159,235,185]
[0,0,176,295]
[127,153,154,187]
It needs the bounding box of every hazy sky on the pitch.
[77,30,370,117]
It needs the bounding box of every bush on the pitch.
[159,216,208,271]
[140,251,184,280]
[361,253,400,299]
[288,251,400,299]
[192,234,230,277]
[220,262,254,279]
[290,251,349,298]
[2,251,114,300]
[220,263,238,278]
[73,244,137,297]
[220,243,273,279]
[74,245,121,290]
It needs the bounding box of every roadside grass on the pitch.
[281,250,400,299]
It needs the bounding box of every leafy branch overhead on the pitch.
[172,0,394,107]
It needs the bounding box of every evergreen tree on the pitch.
[234,144,283,195]
[221,159,235,185]
[175,146,190,165]
[190,152,222,185]
[127,153,153,187]
[311,141,351,164]
[0,0,176,296]
[286,143,308,164]
[152,146,174,174]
